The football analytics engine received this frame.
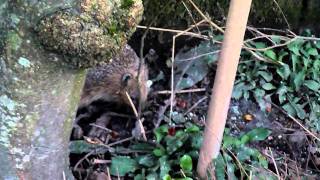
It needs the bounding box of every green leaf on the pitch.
[191,133,203,149]
[7,30,22,52]
[134,174,144,180]
[146,173,159,180]
[69,140,103,154]
[223,135,241,148]
[288,40,304,55]
[254,89,265,98]
[130,143,155,151]
[136,154,157,167]
[278,50,289,61]
[304,80,320,91]
[180,155,193,172]
[185,124,200,133]
[172,112,186,124]
[276,84,288,104]
[291,54,299,72]
[257,71,273,82]
[165,131,188,154]
[271,35,281,44]
[253,42,267,49]
[110,156,138,176]
[214,155,226,180]
[159,156,171,178]
[163,174,171,180]
[316,41,320,49]
[153,148,166,157]
[308,48,318,56]
[293,71,306,91]
[262,83,276,90]
[290,102,306,119]
[154,125,168,142]
[241,128,271,144]
[175,178,193,180]
[276,64,291,80]
[232,82,245,99]
[282,103,296,117]
[264,50,277,60]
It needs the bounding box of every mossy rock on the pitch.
[36,0,143,68]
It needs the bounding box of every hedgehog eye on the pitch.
[121,73,132,87]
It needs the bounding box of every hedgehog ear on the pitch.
[121,73,132,87]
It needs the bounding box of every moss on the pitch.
[121,0,134,9]
[36,0,143,68]
[63,69,86,138]
[6,31,22,52]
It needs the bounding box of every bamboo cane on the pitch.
[197,0,252,178]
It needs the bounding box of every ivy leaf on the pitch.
[232,82,245,99]
[241,128,271,144]
[276,64,291,80]
[288,40,304,55]
[304,80,320,91]
[214,154,226,180]
[180,155,193,172]
[278,50,289,61]
[69,140,103,154]
[271,35,281,44]
[257,71,273,82]
[307,48,318,56]
[146,173,159,180]
[293,71,306,91]
[185,124,200,133]
[154,125,168,143]
[283,103,296,117]
[163,174,171,180]
[153,148,166,157]
[276,84,288,104]
[262,83,276,90]
[291,54,299,72]
[264,50,277,60]
[110,156,138,176]
[165,131,188,154]
[136,154,157,167]
[159,156,171,178]
[290,102,306,119]
[253,42,267,49]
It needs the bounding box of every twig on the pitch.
[154,88,206,95]
[184,96,208,115]
[107,167,111,180]
[106,136,134,147]
[74,150,96,170]
[89,123,113,133]
[125,91,139,117]
[225,149,250,178]
[170,20,208,120]
[176,50,221,62]
[182,1,201,34]
[92,159,111,164]
[136,25,209,40]
[272,0,291,30]
[187,0,224,33]
[268,147,281,180]
[125,92,147,141]
[267,100,320,142]
[155,98,171,128]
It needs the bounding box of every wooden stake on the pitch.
[197,0,252,178]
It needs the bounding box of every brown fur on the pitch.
[79,44,148,108]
